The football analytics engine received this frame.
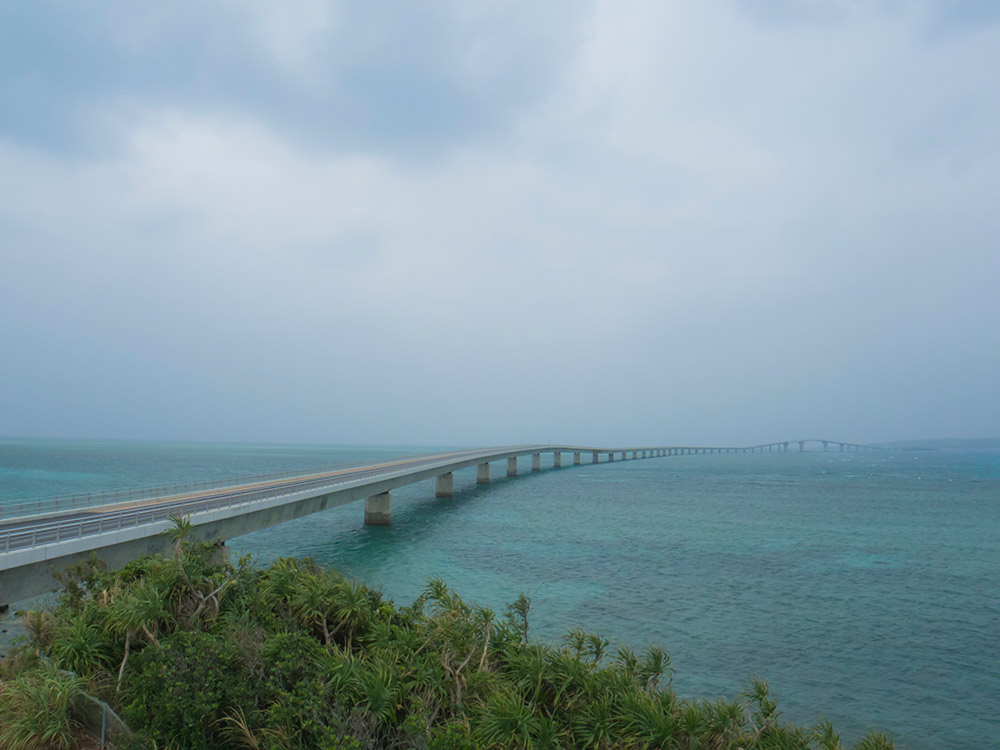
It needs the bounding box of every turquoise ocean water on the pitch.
[1,438,997,748]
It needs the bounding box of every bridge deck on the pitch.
[0,441,881,606]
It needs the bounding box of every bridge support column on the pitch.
[553,451,562,468]
[532,453,541,472]
[507,457,518,477]
[621,451,627,461]
[435,473,454,498]
[477,463,490,484]
[574,452,581,465]
[592,452,599,463]
[365,492,391,526]
[609,452,615,462]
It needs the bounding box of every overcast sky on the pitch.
[1,1,998,447]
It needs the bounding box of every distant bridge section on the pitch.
[0,440,881,606]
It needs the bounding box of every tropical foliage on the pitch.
[0,525,895,749]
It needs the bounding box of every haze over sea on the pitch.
[2,438,997,747]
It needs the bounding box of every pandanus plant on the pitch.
[0,661,85,750]
[106,580,168,690]
[472,688,540,749]
[49,612,108,676]
[162,515,233,625]
[637,644,673,692]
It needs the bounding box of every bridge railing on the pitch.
[0,463,403,555]
[0,464,374,521]
[0,449,498,555]
[0,446,503,522]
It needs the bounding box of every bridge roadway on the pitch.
[0,440,880,606]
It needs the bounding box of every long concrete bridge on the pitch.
[0,440,880,607]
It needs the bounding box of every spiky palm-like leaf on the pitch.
[562,627,588,660]
[586,633,610,664]
[355,657,400,725]
[0,662,85,750]
[638,644,673,691]
[617,690,678,749]
[50,614,108,676]
[572,696,618,749]
[473,688,540,749]
[810,718,843,750]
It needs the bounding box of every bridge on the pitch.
[0,440,881,607]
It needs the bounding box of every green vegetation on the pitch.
[0,520,895,749]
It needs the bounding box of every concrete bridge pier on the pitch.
[507,457,518,477]
[621,451,627,461]
[593,452,599,463]
[435,473,454,498]
[553,451,562,468]
[365,492,392,526]
[477,463,490,484]
[608,452,615,462]
[574,452,581,465]
[532,453,541,472]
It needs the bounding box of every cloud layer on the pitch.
[2,1,998,445]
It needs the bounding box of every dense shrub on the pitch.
[120,629,253,750]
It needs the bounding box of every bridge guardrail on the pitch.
[0,471,365,554]
[0,464,363,520]
[0,451,492,555]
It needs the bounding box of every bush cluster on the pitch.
[0,521,896,749]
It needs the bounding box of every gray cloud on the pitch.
[0,2,583,158]
[1,1,997,446]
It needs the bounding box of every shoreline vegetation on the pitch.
[0,521,896,749]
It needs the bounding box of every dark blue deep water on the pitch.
[2,439,998,748]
